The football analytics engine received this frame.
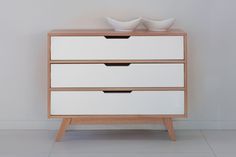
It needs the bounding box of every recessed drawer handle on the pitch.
[104,36,130,39]
[104,63,131,66]
[103,90,132,93]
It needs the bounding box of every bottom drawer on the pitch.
[50,91,184,115]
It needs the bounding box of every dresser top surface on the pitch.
[48,29,187,36]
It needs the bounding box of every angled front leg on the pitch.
[163,118,176,141]
[55,118,71,142]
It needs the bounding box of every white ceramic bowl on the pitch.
[142,18,175,31]
[106,17,141,32]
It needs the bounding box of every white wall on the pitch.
[0,0,236,129]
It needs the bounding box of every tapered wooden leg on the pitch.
[163,118,176,141]
[55,118,71,142]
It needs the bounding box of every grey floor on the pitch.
[0,130,235,157]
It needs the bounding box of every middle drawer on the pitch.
[51,63,184,88]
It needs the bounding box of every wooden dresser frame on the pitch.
[47,30,188,141]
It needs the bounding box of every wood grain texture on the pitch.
[50,87,185,91]
[70,116,163,124]
[50,60,185,64]
[49,115,186,119]
[163,118,176,141]
[184,33,188,117]
[47,34,51,118]
[48,29,187,36]
[55,118,71,141]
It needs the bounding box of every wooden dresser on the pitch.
[48,30,187,141]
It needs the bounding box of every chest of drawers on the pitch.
[48,30,187,141]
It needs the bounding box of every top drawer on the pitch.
[50,36,184,60]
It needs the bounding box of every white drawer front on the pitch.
[51,91,184,115]
[51,36,184,60]
[51,64,184,87]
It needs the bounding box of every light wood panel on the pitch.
[70,116,163,124]
[47,34,51,118]
[184,33,188,117]
[49,29,187,36]
[50,60,185,64]
[50,87,185,91]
